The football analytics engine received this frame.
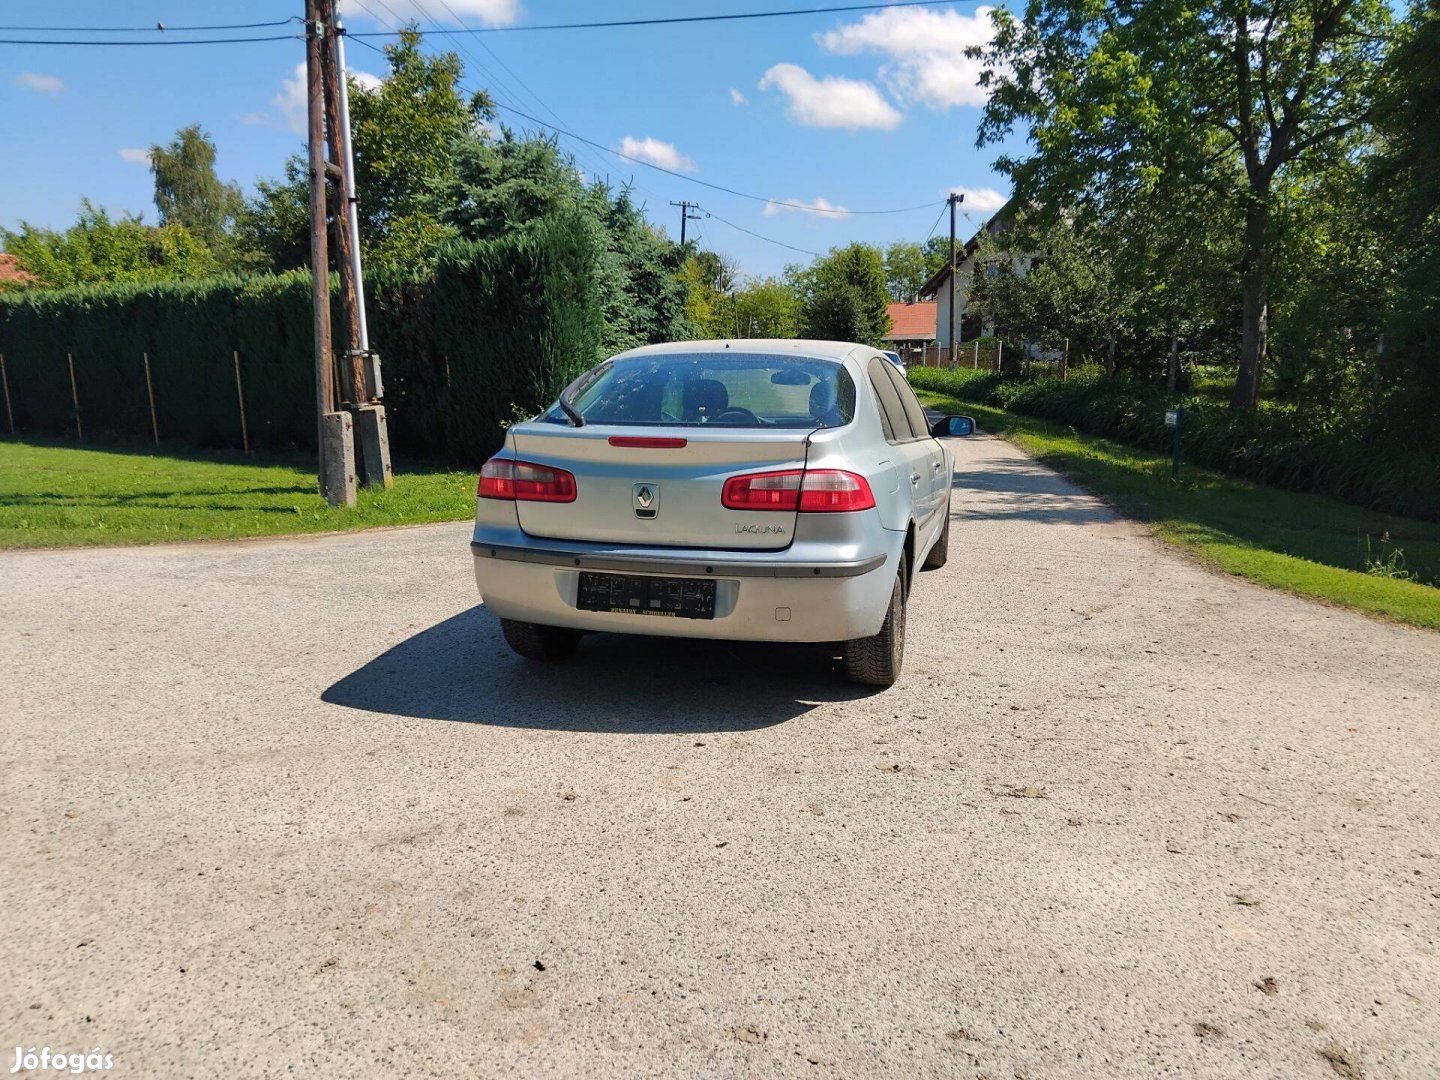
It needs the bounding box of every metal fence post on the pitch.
[0,353,13,436]
[142,352,159,449]
[233,350,250,454]
[67,353,82,442]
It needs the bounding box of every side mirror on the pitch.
[930,414,975,438]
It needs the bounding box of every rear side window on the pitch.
[882,360,932,440]
[551,353,856,429]
[867,357,909,443]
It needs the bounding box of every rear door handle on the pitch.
[932,460,944,471]
[910,474,921,486]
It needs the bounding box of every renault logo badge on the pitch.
[633,483,659,519]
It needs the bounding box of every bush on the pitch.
[910,366,1440,521]
[432,210,602,459]
[0,218,604,464]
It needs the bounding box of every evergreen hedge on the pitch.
[910,366,1440,522]
[0,216,603,464]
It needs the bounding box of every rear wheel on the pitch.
[922,498,950,570]
[843,558,906,687]
[501,619,582,661]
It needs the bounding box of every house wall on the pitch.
[933,256,975,348]
[933,248,1035,346]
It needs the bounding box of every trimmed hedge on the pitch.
[0,217,602,464]
[911,366,1440,522]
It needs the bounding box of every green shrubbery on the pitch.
[910,367,1440,522]
[0,223,604,464]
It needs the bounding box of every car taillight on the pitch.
[721,469,875,513]
[796,470,876,512]
[722,470,803,510]
[477,458,577,502]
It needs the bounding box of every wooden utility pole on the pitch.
[322,0,391,489]
[305,0,354,507]
[669,201,702,245]
[946,192,963,366]
[319,19,363,409]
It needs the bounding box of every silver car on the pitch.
[470,340,973,686]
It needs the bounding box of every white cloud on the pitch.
[757,63,901,130]
[339,0,521,27]
[729,87,748,106]
[949,186,1008,213]
[13,71,64,94]
[616,135,697,173]
[350,70,384,93]
[118,148,152,166]
[275,62,309,135]
[238,111,268,126]
[762,196,851,219]
[818,5,997,111]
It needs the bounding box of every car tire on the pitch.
[922,498,950,570]
[500,619,582,661]
[843,557,906,687]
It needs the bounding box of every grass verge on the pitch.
[0,439,477,549]
[920,392,1440,632]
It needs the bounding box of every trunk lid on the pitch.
[510,424,811,550]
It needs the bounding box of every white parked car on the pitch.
[882,349,906,374]
[471,340,973,685]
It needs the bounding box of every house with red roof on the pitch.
[882,300,936,362]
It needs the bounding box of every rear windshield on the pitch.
[547,353,856,429]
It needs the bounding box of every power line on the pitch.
[346,1,956,36]
[0,33,298,46]
[698,206,822,258]
[0,18,299,32]
[487,100,938,216]
[922,202,948,244]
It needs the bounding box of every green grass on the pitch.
[920,392,1440,632]
[0,439,477,548]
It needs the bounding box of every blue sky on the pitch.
[0,1,1021,279]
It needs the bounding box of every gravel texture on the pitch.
[2,432,1438,1078]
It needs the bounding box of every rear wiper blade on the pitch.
[557,361,611,428]
[558,393,585,428]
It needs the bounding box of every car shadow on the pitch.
[322,606,875,733]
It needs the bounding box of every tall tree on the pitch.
[883,240,929,301]
[1368,0,1440,444]
[972,0,1394,408]
[148,124,242,253]
[348,27,493,265]
[435,129,690,352]
[794,243,891,345]
[233,27,492,271]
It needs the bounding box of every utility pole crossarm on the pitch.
[669,200,702,246]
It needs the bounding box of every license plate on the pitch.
[576,571,716,620]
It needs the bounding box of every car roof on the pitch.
[609,339,870,363]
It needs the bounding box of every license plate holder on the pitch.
[576,571,717,620]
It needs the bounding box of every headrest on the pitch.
[683,378,729,420]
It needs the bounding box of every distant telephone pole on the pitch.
[670,200,702,245]
[947,191,963,367]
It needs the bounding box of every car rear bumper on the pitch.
[470,529,899,643]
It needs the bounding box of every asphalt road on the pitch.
[3,432,1438,1079]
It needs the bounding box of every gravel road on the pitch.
[3,432,1438,1079]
